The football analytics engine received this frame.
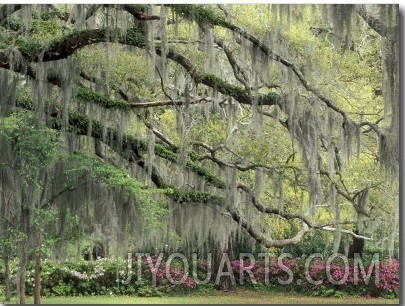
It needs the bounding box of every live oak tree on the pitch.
[0,3,399,299]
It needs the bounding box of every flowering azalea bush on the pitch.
[230,257,399,298]
[0,255,399,298]
[134,256,197,296]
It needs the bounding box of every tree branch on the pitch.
[355,4,391,38]
[160,49,280,106]
[41,180,89,210]
[171,4,349,122]
[213,37,251,92]
[236,181,315,227]
[321,226,372,240]
[226,207,310,247]
[193,141,302,174]
[38,27,146,62]
[131,97,212,108]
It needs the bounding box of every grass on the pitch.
[2,289,399,304]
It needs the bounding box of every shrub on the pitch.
[0,255,399,298]
[229,256,399,298]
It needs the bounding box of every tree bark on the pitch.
[4,253,11,302]
[212,237,235,291]
[18,248,27,304]
[18,197,31,305]
[34,233,41,304]
[348,229,365,259]
[0,191,11,302]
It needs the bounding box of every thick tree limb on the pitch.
[159,49,280,106]
[227,207,310,247]
[237,181,315,227]
[359,121,381,136]
[143,121,176,148]
[130,97,212,108]
[39,28,145,62]
[1,25,279,108]
[2,28,144,64]
[355,4,391,38]
[319,169,354,202]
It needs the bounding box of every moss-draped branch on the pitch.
[0,28,281,107]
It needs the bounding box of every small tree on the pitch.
[0,110,61,304]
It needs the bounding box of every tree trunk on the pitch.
[4,253,11,302]
[19,202,31,305]
[348,190,368,259]
[212,235,235,291]
[1,189,12,302]
[18,249,27,304]
[34,233,41,304]
[347,229,364,258]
